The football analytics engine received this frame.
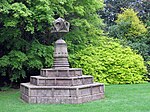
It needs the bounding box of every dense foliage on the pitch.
[109,9,150,74]
[0,0,148,85]
[70,36,147,84]
[109,9,147,38]
[99,1,150,72]
[99,0,150,26]
[0,0,104,84]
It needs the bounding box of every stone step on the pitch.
[40,68,82,77]
[20,82,104,104]
[30,75,93,86]
[21,93,104,104]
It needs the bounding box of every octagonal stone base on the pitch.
[20,68,105,104]
[20,83,104,104]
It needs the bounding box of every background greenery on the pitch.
[0,0,104,84]
[99,0,150,75]
[70,36,147,84]
[0,0,149,86]
[99,0,150,27]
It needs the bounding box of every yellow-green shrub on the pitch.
[70,36,147,84]
[109,8,147,38]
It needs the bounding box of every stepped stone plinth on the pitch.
[40,68,82,77]
[20,18,105,104]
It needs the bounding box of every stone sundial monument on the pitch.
[20,18,104,104]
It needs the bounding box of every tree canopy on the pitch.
[0,0,104,83]
[0,0,149,85]
[99,0,150,26]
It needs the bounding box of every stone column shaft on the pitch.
[53,38,69,68]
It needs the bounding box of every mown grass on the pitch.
[0,83,150,112]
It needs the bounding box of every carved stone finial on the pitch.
[51,18,70,68]
[51,17,70,33]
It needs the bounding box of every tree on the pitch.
[99,0,150,27]
[0,0,148,85]
[109,8,150,74]
[99,0,150,75]
[0,0,104,84]
[109,9,147,38]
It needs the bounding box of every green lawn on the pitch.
[0,83,150,112]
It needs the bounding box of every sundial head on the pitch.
[51,18,70,68]
[51,18,70,33]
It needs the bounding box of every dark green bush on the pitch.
[0,0,104,83]
[0,41,53,82]
[70,36,148,84]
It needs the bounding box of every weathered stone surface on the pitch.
[45,79,55,86]
[29,97,37,103]
[21,92,104,104]
[21,94,28,102]
[53,39,69,68]
[40,68,82,77]
[20,83,104,104]
[30,75,93,86]
[51,18,70,33]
